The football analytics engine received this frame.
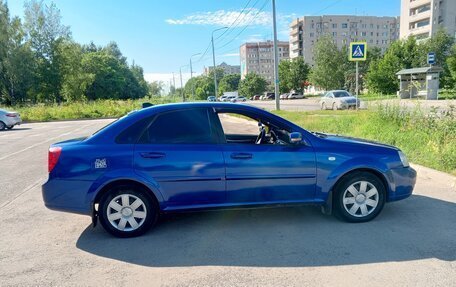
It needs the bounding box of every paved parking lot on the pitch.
[0,119,455,286]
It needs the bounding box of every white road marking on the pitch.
[0,123,96,162]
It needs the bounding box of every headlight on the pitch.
[398,151,409,167]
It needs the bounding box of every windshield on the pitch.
[333,91,351,98]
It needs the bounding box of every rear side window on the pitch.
[116,116,152,144]
[141,108,214,144]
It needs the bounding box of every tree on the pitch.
[24,0,71,102]
[447,44,456,87]
[366,37,422,94]
[238,73,268,98]
[309,35,346,90]
[279,57,310,94]
[344,46,382,93]
[148,81,163,97]
[218,74,240,95]
[420,29,455,88]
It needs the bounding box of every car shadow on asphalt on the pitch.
[76,194,456,267]
[0,127,31,132]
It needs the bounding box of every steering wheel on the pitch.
[255,126,266,144]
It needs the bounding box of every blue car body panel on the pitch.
[42,102,416,216]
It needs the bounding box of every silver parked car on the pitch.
[0,108,22,130]
[320,90,359,110]
[230,96,247,102]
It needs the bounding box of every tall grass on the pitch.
[1,97,179,122]
[275,105,456,175]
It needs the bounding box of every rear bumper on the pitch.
[42,179,93,215]
[4,117,21,126]
[387,166,417,202]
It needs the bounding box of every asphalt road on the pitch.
[1,119,455,287]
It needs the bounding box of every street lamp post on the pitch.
[179,64,188,102]
[189,53,201,99]
[272,0,280,110]
[211,27,228,99]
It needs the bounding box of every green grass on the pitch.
[1,97,179,122]
[274,105,456,175]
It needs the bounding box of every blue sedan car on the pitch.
[42,103,416,237]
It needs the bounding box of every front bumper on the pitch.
[387,166,417,202]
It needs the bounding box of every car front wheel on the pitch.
[98,187,158,237]
[334,172,385,222]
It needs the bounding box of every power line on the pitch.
[215,0,254,42]
[216,0,270,51]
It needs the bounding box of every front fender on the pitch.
[316,155,393,202]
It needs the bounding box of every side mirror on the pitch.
[289,132,302,144]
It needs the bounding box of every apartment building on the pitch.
[290,15,400,65]
[400,0,456,39]
[240,40,289,83]
[204,62,240,76]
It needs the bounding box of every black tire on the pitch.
[333,171,385,223]
[98,186,158,237]
[0,121,5,131]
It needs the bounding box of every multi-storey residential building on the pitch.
[240,40,289,83]
[290,15,400,65]
[204,62,240,76]
[400,0,456,39]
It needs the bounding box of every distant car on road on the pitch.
[251,95,261,101]
[42,102,416,237]
[261,92,275,100]
[279,93,289,100]
[230,96,247,102]
[288,93,305,100]
[320,90,360,110]
[0,109,22,130]
[221,95,236,102]
[207,96,216,102]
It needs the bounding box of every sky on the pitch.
[7,0,400,88]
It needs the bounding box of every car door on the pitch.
[133,108,225,209]
[214,109,317,205]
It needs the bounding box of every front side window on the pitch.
[141,109,214,144]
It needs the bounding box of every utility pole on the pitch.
[179,67,184,102]
[172,72,176,90]
[190,53,201,99]
[272,0,280,110]
[211,27,228,99]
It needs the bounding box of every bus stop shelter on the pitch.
[396,66,443,100]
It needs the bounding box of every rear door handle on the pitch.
[231,153,253,160]
[140,152,165,159]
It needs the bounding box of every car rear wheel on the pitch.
[334,172,385,222]
[332,103,338,110]
[98,186,158,237]
[0,121,5,131]
[321,103,326,110]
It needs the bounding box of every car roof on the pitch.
[328,90,348,93]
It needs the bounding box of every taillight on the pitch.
[48,147,62,173]
[6,113,17,117]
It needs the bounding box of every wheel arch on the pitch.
[322,167,390,215]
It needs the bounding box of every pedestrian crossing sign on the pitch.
[349,42,367,61]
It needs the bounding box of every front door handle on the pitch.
[231,153,253,160]
[140,152,165,159]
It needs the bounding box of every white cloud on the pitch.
[166,8,271,26]
[221,52,240,57]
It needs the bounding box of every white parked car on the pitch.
[0,108,22,130]
[279,93,289,100]
[222,95,237,102]
[288,93,304,99]
[320,90,360,110]
[230,96,247,102]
